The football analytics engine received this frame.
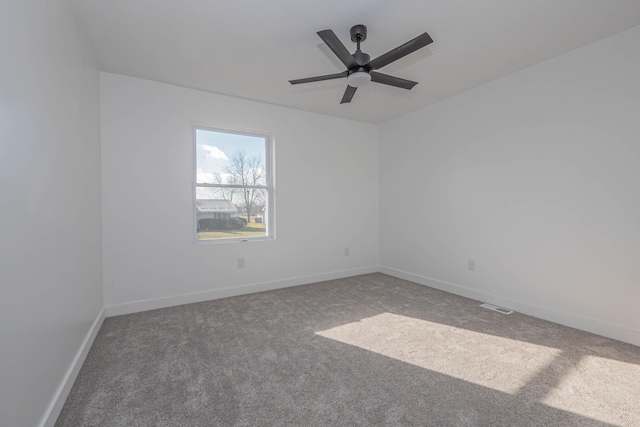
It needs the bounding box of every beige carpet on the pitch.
[56,273,640,426]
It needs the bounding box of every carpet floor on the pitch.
[56,273,640,426]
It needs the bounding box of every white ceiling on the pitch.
[70,0,640,124]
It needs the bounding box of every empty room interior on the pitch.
[3,0,640,426]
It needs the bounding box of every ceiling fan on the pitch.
[289,25,433,104]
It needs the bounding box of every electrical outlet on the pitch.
[237,258,245,269]
[344,247,350,256]
[468,259,475,271]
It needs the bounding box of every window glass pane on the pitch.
[195,126,272,242]
[196,189,268,239]
[196,129,266,186]
[196,186,235,201]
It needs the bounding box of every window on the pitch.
[194,126,273,242]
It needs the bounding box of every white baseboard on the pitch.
[39,308,106,427]
[380,265,640,347]
[105,266,379,317]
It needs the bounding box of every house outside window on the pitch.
[194,126,274,242]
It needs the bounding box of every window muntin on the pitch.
[194,126,273,242]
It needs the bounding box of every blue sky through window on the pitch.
[196,128,266,185]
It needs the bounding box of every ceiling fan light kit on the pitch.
[346,71,371,88]
[289,24,433,104]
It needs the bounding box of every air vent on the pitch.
[479,303,513,315]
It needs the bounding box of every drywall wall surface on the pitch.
[100,73,378,308]
[0,0,103,425]
[379,25,640,345]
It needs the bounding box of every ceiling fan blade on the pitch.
[289,71,348,85]
[340,85,357,104]
[317,29,359,69]
[367,32,433,70]
[370,71,418,90]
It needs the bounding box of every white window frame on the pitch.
[193,125,275,243]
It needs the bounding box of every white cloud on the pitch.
[201,145,228,161]
[197,170,215,183]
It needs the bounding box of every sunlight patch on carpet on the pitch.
[316,312,560,394]
[541,355,640,425]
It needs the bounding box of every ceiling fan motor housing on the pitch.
[352,51,371,68]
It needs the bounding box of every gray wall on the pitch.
[0,0,103,425]
[100,73,379,314]
[379,25,640,346]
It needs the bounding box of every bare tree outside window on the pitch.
[225,150,265,223]
[213,171,235,202]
